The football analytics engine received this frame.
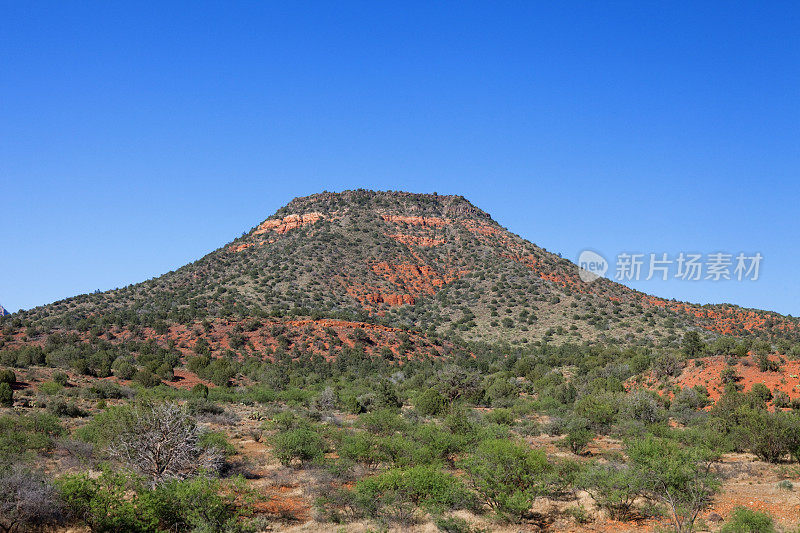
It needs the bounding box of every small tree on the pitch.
[578,462,644,520]
[559,418,593,455]
[107,402,222,485]
[626,435,719,532]
[682,331,705,358]
[461,439,551,521]
[740,408,795,463]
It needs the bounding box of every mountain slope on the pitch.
[6,190,798,347]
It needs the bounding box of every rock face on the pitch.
[0,304,8,317]
[253,212,324,235]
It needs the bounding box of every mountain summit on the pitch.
[10,190,799,347]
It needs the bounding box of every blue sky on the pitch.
[2,1,798,315]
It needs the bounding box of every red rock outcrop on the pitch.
[387,233,445,247]
[381,215,451,227]
[254,212,323,235]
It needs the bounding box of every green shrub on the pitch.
[38,381,64,395]
[355,465,475,516]
[199,430,236,457]
[578,462,644,520]
[0,368,16,384]
[460,439,551,521]
[485,408,514,426]
[483,376,517,407]
[0,413,63,465]
[575,393,619,431]
[0,382,13,407]
[359,409,409,436]
[719,506,776,533]
[415,388,448,416]
[626,435,720,533]
[134,369,162,388]
[52,371,69,386]
[413,423,469,466]
[85,381,128,400]
[271,427,326,467]
[58,469,149,532]
[560,423,593,455]
[739,408,799,463]
[139,476,243,532]
[47,398,88,418]
[335,431,384,471]
[191,383,209,398]
[204,359,236,387]
[434,515,485,533]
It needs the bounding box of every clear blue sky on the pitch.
[2,2,798,316]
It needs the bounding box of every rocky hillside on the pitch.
[4,190,798,348]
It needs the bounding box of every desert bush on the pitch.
[755,353,781,372]
[138,476,244,533]
[335,430,384,471]
[559,419,593,455]
[410,423,469,467]
[38,381,63,395]
[84,381,131,400]
[433,514,485,533]
[312,385,338,411]
[671,386,711,424]
[58,468,147,532]
[578,462,644,520]
[739,408,799,463]
[111,358,136,380]
[203,359,236,387]
[682,332,706,358]
[415,388,448,416]
[719,506,776,533]
[0,383,12,407]
[191,383,209,398]
[0,413,63,467]
[626,435,719,532]
[0,466,64,533]
[485,408,514,426]
[619,390,667,426]
[271,427,326,467]
[358,409,409,436]
[133,369,161,388]
[653,351,684,379]
[84,402,222,484]
[460,438,552,521]
[354,465,476,519]
[574,393,619,431]
[47,398,88,418]
[0,369,16,385]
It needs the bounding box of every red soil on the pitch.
[671,355,800,402]
[641,296,798,337]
